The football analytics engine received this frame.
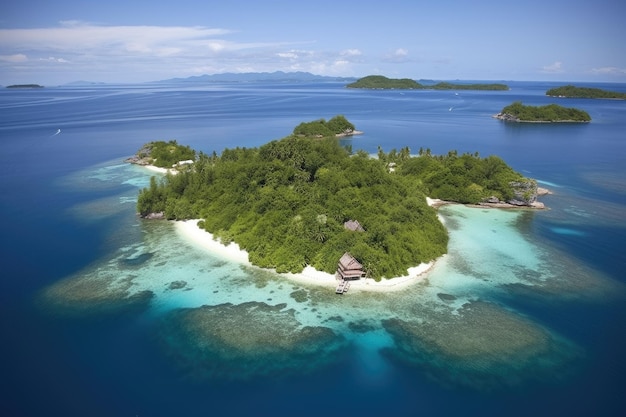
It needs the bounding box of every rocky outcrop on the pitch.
[335,129,364,138]
[508,179,539,206]
[124,155,152,165]
[493,112,520,122]
[143,212,165,220]
[124,143,154,165]
[477,180,549,209]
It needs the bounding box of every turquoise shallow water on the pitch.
[36,162,620,392]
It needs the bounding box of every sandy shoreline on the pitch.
[132,161,435,289]
[143,165,178,175]
[141,163,549,291]
[174,219,434,293]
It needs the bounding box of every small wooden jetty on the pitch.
[335,277,350,294]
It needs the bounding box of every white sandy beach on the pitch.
[146,162,440,292]
[174,219,435,293]
[175,219,251,266]
[143,165,177,175]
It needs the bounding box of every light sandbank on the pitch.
[174,219,434,293]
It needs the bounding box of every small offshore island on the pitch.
[128,116,546,285]
[494,101,591,123]
[5,84,44,89]
[546,84,626,100]
[346,75,509,90]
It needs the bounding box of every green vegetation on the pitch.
[293,115,355,137]
[6,84,44,88]
[130,140,196,168]
[496,101,591,123]
[546,85,626,100]
[346,75,508,90]
[391,148,526,204]
[135,117,532,280]
[430,82,508,91]
[346,75,422,89]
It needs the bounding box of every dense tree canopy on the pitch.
[134,140,196,168]
[293,115,355,137]
[497,101,591,122]
[6,84,44,88]
[429,82,508,91]
[346,75,423,89]
[136,118,530,280]
[346,75,508,90]
[394,149,524,203]
[546,85,626,100]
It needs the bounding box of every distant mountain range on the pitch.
[158,71,357,83]
[60,72,356,87]
[63,80,108,86]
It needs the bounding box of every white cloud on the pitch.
[59,20,89,27]
[0,53,27,63]
[0,22,314,82]
[39,56,70,63]
[541,61,563,73]
[0,22,234,56]
[382,48,410,63]
[277,51,299,59]
[204,41,228,53]
[340,49,362,57]
[277,49,314,59]
[124,42,153,54]
[394,48,408,57]
[0,23,370,82]
[590,66,626,76]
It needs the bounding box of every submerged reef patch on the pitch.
[290,289,309,303]
[158,301,347,380]
[119,251,154,268]
[437,293,457,302]
[382,300,584,391]
[37,273,153,317]
[167,280,187,290]
[503,243,626,302]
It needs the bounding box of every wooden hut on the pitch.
[336,252,366,280]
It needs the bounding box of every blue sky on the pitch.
[1,0,625,85]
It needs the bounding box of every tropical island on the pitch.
[493,101,591,123]
[129,117,544,281]
[6,84,44,88]
[546,84,626,100]
[427,81,509,91]
[125,140,196,168]
[346,75,508,90]
[292,115,363,137]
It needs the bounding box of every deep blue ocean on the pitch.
[1,80,625,417]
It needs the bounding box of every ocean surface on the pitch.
[1,80,625,417]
